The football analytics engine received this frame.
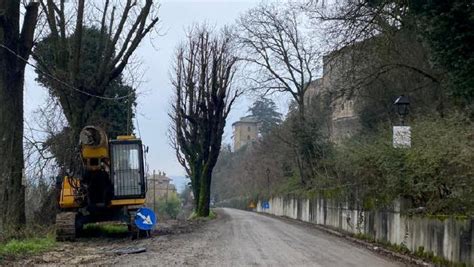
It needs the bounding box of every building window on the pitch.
[247,135,250,140]
[248,126,251,132]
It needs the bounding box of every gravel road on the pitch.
[97,208,403,266]
[19,208,405,266]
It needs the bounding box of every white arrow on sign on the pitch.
[136,212,153,225]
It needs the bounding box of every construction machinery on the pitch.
[56,126,148,241]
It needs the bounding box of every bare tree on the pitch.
[0,0,39,233]
[301,0,407,48]
[23,99,66,225]
[24,99,64,183]
[33,0,159,144]
[170,26,239,216]
[236,3,323,185]
[236,3,320,120]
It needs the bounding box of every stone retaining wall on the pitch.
[256,197,473,265]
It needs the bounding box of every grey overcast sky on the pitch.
[23,0,290,190]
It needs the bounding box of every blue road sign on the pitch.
[262,201,270,209]
[134,207,157,231]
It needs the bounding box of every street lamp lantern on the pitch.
[394,95,410,117]
[392,95,411,148]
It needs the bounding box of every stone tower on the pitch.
[232,116,259,151]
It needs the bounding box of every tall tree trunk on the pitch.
[197,164,212,216]
[191,164,201,211]
[170,26,238,218]
[0,69,26,232]
[197,142,221,216]
[293,98,313,186]
[0,0,39,233]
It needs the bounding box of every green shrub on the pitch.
[323,114,474,214]
[156,194,182,219]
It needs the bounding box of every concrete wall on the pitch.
[257,197,474,265]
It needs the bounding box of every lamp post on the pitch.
[266,168,270,197]
[393,95,411,148]
[152,170,156,213]
[394,95,410,126]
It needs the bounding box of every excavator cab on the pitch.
[56,127,149,241]
[110,138,146,199]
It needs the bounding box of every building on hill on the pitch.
[232,116,259,151]
[305,55,362,142]
[305,31,440,142]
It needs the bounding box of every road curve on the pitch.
[208,208,402,266]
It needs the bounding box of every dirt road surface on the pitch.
[21,208,405,266]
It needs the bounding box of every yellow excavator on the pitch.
[55,126,148,241]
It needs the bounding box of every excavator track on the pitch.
[56,212,77,241]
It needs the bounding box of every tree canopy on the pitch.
[35,27,137,138]
[170,26,239,216]
[410,0,474,107]
[248,97,282,136]
[33,0,158,139]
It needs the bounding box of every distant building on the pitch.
[232,116,259,151]
[304,40,373,142]
[146,171,177,206]
[305,31,438,143]
[306,75,360,142]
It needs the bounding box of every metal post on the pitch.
[266,168,270,197]
[153,170,156,213]
[166,182,169,204]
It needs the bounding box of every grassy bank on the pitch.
[0,222,131,261]
[82,223,129,237]
[189,209,218,220]
[0,235,56,261]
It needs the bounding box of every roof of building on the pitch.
[148,174,171,182]
[232,115,260,126]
